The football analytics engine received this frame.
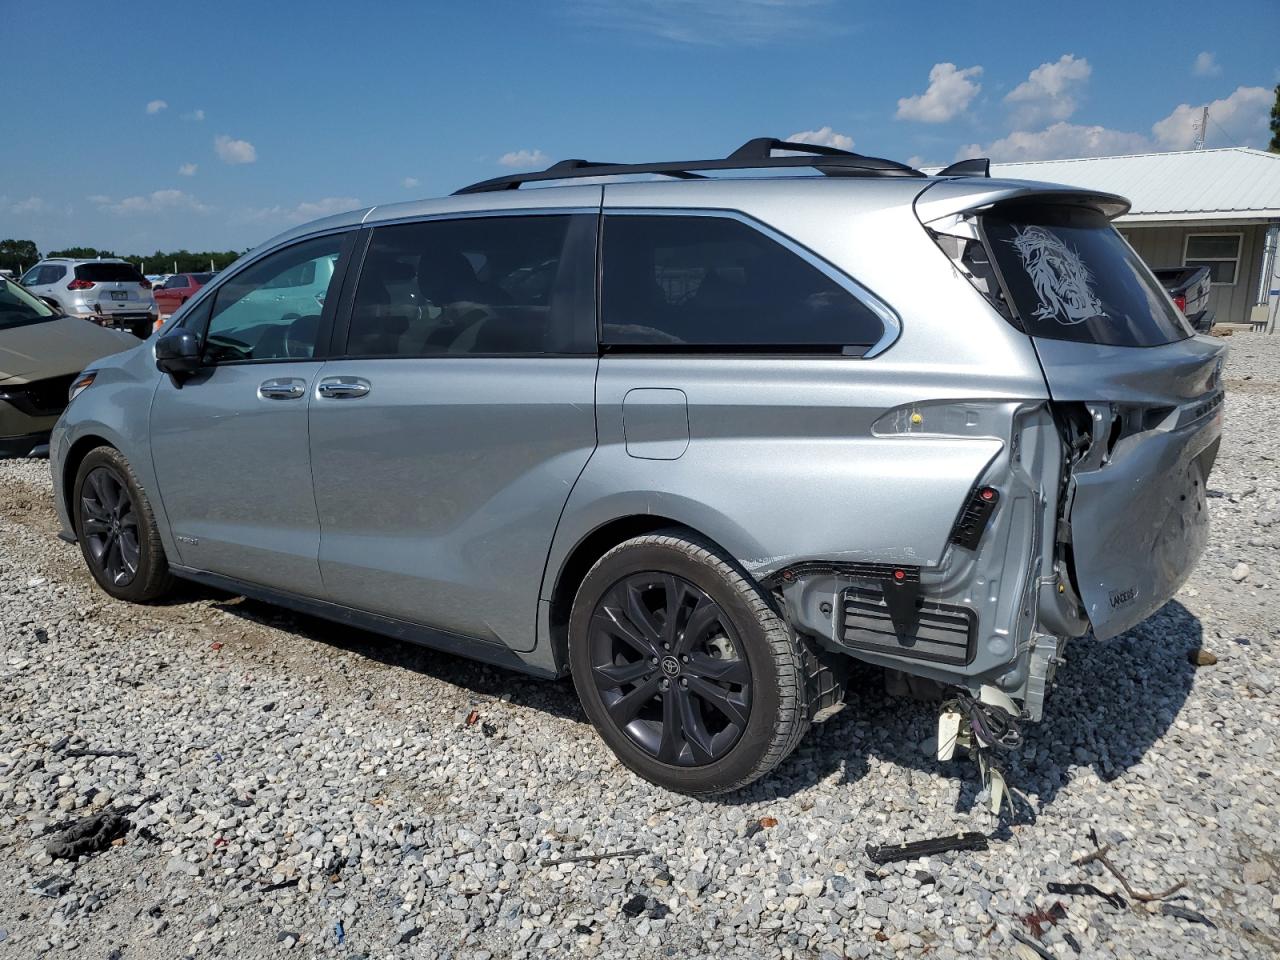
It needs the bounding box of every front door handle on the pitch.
[258,377,306,400]
[317,376,371,400]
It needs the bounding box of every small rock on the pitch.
[1189,649,1218,666]
[503,842,526,864]
[1243,861,1271,885]
[1231,562,1250,582]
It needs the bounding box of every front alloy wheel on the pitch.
[73,446,174,603]
[80,467,141,587]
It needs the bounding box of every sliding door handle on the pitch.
[317,376,371,400]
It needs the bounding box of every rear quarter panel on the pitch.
[542,179,1052,600]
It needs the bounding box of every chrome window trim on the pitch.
[602,206,902,358]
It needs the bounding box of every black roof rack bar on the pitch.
[454,137,924,194]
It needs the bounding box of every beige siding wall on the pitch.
[1119,222,1267,325]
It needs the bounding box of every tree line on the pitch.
[0,239,246,277]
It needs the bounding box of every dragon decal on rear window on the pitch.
[1008,226,1104,325]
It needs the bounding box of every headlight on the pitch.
[68,370,98,403]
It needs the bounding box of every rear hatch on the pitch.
[917,182,1225,640]
[74,263,154,311]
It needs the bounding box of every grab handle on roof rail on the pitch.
[728,137,860,160]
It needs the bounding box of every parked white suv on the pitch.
[21,258,157,338]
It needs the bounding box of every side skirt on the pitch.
[169,565,558,679]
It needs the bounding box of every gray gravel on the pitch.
[1,332,1278,960]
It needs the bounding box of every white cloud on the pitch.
[906,155,928,169]
[243,197,361,225]
[568,0,841,46]
[786,126,854,151]
[498,149,550,168]
[183,108,206,122]
[1192,52,1221,77]
[214,134,257,164]
[896,63,983,123]
[178,163,198,176]
[1152,85,1272,149]
[8,196,46,214]
[91,190,211,215]
[1004,54,1091,127]
[145,99,168,115]
[961,122,1151,162]
[401,176,420,189]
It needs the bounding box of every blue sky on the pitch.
[3,0,1276,254]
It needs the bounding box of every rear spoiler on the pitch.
[914,178,1131,224]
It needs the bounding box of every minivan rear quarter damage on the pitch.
[774,180,1224,727]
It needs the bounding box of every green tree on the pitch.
[1271,82,1280,153]
[0,239,41,274]
[46,246,117,260]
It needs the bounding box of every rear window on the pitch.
[192,273,215,284]
[602,214,886,351]
[983,206,1193,347]
[75,262,145,283]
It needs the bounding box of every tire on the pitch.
[72,446,174,602]
[569,531,812,795]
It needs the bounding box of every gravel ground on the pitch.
[1,333,1278,960]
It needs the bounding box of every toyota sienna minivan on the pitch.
[49,139,1224,795]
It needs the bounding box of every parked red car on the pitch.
[153,272,214,315]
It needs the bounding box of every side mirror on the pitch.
[155,329,203,376]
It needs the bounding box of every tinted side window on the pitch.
[198,235,345,363]
[346,214,595,357]
[601,214,885,350]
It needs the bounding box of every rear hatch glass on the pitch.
[75,263,145,284]
[983,205,1194,347]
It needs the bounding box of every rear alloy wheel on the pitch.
[73,447,174,602]
[570,532,812,795]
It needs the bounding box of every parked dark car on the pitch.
[154,273,215,316]
[1152,266,1214,332]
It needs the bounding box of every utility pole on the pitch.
[1193,106,1209,150]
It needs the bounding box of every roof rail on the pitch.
[454,137,925,194]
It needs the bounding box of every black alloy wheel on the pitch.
[72,446,174,603]
[79,466,141,587]
[588,572,753,766]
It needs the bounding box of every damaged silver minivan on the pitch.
[49,139,1224,795]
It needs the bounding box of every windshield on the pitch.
[0,278,57,329]
[983,205,1193,347]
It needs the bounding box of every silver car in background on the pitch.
[22,257,157,339]
[48,139,1224,795]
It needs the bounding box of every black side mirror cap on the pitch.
[155,329,203,375]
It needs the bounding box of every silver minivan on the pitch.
[49,140,1224,795]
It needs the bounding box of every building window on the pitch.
[1184,233,1242,285]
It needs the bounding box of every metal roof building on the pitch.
[982,148,1280,328]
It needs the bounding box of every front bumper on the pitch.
[0,430,51,457]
